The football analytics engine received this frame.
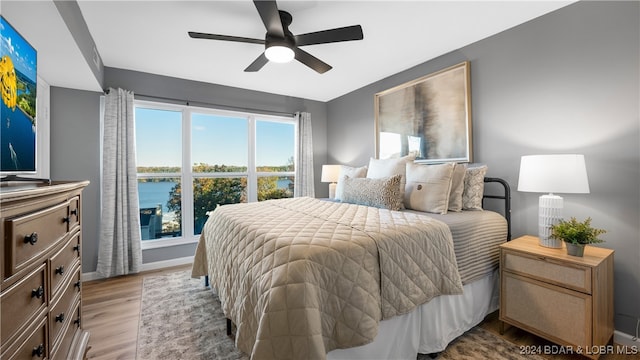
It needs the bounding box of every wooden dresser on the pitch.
[1,181,90,360]
[500,235,614,359]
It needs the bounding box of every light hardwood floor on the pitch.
[82,265,634,360]
[83,265,192,360]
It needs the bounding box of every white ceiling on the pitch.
[3,1,574,102]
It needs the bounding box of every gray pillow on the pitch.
[462,165,488,210]
[448,163,467,212]
[341,174,403,211]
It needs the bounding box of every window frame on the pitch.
[134,100,296,250]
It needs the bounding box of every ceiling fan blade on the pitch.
[253,0,284,38]
[245,52,269,72]
[294,48,332,74]
[188,32,264,45]
[295,25,363,46]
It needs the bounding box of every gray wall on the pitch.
[50,70,328,270]
[327,1,639,335]
[50,88,102,275]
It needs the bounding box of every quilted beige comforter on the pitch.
[191,197,463,359]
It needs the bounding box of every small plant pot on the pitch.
[565,242,585,257]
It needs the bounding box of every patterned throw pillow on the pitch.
[462,165,488,210]
[341,174,403,211]
[366,154,416,209]
[335,165,368,201]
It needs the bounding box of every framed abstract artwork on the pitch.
[375,61,472,164]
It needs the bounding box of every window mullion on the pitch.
[247,116,257,202]
[182,108,194,239]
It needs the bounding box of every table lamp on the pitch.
[321,165,341,199]
[517,154,590,248]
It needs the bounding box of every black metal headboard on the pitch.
[482,177,512,241]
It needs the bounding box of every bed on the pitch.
[191,171,511,360]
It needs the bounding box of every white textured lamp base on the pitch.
[329,183,337,199]
[538,194,563,248]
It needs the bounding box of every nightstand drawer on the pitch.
[503,249,592,293]
[501,272,592,347]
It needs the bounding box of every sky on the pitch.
[135,107,294,169]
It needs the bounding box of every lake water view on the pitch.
[138,178,293,238]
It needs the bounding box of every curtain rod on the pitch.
[103,89,296,118]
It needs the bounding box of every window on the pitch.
[135,101,296,249]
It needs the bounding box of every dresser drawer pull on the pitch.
[71,208,78,217]
[24,232,38,245]
[32,344,45,358]
[31,285,44,299]
[74,317,81,327]
[75,281,81,290]
[63,216,71,223]
[55,265,65,275]
[55,313,65,323]
[73,244,81,255]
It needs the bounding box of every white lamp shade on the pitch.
[518,154,590,194]
[321,165,341,183]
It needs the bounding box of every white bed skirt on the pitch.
[327,268,500,360]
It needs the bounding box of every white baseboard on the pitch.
[81,256,194,282]
[615,330,639,348]
[141,255,194,272]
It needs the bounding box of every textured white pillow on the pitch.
[448,163,468,212]
[367,155,416,208]
[341,175,403,211]
[335,165,368,201]
[462,165,488,211]
[404,162,455,214]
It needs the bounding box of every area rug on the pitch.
[137,270,543,360]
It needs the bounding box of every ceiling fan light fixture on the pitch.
[265,44,294,63]
[264,40,295,63]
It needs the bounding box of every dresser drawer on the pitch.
[67,196,81,232]
[5,201,70,277]
[50,231,81,297]
[503,249,592,293]
[50,267,81,346]
[501,272,592,347]
[0,315,48,360]
[51,301,81,360]
[0,263,47,348]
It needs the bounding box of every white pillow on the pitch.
[448,163,468,212]
[404,162,455,214]
[367,155,416,208]
[335,165,368,201]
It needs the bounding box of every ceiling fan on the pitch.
[188,0,364,74]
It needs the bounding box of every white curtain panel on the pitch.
[294,112,315,198]
[97,88,142,278]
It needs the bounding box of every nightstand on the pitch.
[499,235,614,359]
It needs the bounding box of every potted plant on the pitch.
[550,217,606,257]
